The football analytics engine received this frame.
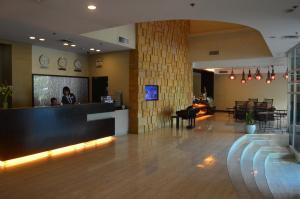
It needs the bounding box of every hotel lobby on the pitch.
[0,1,300,198]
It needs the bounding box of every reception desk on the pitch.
[0,103,117,162]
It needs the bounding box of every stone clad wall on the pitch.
[129,20,193,134]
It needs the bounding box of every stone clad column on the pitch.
[129,20,193,134]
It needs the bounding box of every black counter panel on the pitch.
[0,104,115,160]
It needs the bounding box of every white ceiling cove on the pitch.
[0,0,299,55]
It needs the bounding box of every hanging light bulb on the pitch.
[255,67,262,80]
[247,69,252,80]
[229,68,235,80]
[271,65,276,80]
[266,67,272,84]
[241,69,246,84]
[284,68,289,80]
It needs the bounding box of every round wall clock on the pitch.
[74,59,82,72]
[39,54,50,68]
[58,57,67,70]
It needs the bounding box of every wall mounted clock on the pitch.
[58,57,67,71]
[74,59,82,72]
[39,54,50,68]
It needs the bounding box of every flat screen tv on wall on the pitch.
[145,85,159,101]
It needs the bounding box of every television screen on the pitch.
[145,85,159,101]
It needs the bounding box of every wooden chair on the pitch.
[248,98,258,103]
[264,98,274,108]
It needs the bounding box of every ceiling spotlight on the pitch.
[29,36,36,40]
[271,65,276,80]
[255,68,262,80]
[90,48,95,51]
[88,5,97,10]
[229,68,235,80]
[63,43,69,46]
[241,69,246,84]
[96,49,101,52]
[70,44,76,47]
[39,38,45,41]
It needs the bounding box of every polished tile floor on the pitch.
[0,113,243,199]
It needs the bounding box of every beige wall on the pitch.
[0,40,33,107]
[12,43,32,107]
[214,74,288,110]
[88,51,130,106]
[82,24,136,49]
[188,28,272,62]
[32,46,89,77]
[129,21,193,134]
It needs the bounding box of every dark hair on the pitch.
[63,86,70,95]
[51,98,57,103]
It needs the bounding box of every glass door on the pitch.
[288,49,294,145]
[294,46,300,152]
[288,43,300,155]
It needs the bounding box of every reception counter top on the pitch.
[0,103,116,161]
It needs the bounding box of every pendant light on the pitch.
[229,68,235,80]
[255,67,262,80]
[266,67,272,84]
[247,69,252,80]
[271,65,276,80]
[284,68,289,80]
[241,69,246,84]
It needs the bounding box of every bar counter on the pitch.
[0,103,116,161]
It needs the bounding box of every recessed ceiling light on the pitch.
[96,49,101,52]
[70,44,76,47]
[39,38,45,41]
[29,36,36,40]
[63,43,69,46]
[90,48,95,51]
[88,5,96,10]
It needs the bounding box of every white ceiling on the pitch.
[0,0,299,55]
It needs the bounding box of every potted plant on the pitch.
[245,111,256,134]
[0,84,12,109]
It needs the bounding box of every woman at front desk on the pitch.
[61,86,76,105]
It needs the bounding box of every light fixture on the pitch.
[70,44,76,47]
[96,49,101,52]
[284,68,289,80]
[241,69,246,84]
[90,48,95,51]
[63,43,69,46]
[88,5,97,10]
[266,67,272,84]
[271,65,276,80]
[255,67,262,80]
[29,36,36,40]
[229,68,235,80]
[247,69,252,80]
[39,38,45,41]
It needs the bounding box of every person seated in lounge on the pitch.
[61,86,76,105]
[50,97,59,106]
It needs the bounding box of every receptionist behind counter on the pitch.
[61,86,76,105]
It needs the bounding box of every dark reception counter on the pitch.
[0,103,115,161]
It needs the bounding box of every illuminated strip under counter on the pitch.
[0,136,115,169]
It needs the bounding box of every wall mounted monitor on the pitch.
[145,85,159,101]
